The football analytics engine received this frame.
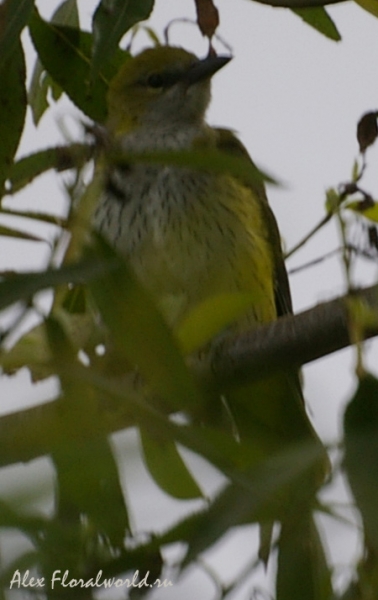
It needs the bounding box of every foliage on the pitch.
[0,1,378,600]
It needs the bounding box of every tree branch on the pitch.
[253,0,346,7]
[193,285,378,387]
[0,284,377,469]
[194,284,378,388]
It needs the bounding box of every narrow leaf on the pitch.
[355,0,378,19]
[28,0,79,124]
[91,0,154,77]
[357,111,378,153]
[28,69,61,126]
[349,202,378,223]
[0,0,34,71]
[0,40,26,195]
[6,143,92,194]
[0,256,113,312]
[277,512,332,600]
[0,322,52,380]
[46,317,129,547]
[0,208,64,226]
[344,374,378,554]
[52,0,79,26]
[140,428,202,500]
[160,437,326,566]
[52,437,129,548]
[176,292,258,354]
[291,7,341,41]
[111,147,276,186]
[86,235,202,414]
[28,8,129,122]
[0,223,45,243]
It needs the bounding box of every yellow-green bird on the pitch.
[95,47,277,329]
[94,45,329,567]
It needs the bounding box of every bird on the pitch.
[94,47,279,330]
[93,45,329,567]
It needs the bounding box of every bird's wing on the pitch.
[214,127,292,318]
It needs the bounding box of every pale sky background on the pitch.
[1,0,378,598]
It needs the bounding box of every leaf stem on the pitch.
[284,212,333,259]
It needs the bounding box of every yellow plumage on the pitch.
[97,48,276,330]
[96,144,275,327]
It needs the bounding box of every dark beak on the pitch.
[185,55,232,85]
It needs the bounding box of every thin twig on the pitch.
[285,213,333,259]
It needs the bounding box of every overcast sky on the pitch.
[1,0,378,597]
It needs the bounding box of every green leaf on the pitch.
[291,7,341,41]
[45,316,130,548]
[159,437,327,565]
[28,0,79,124]
[50,0,79,26]
[0,40,26,195]
[0,0,34,71]
[52,436,129,548]
[355,0,378,19]
[0,551,41,592]
[351,158,360,182]
[363,204,378,223]
[139,428,202,499]
[6,143,92,194]
[346,200,378,223]
[176,292,258,354]
[28,7,130,122]
[357,111,378,154]
[344,374,378,554]
[0,207,64,226]
[325,187,340,214]
[0,322,52,379]
[0,256,114,312]
[44,316,92,403]
[111,147,276,187]
[28,68,61,126]
[86,235,202,414]
[61,284,87,314]
[277,512,332,600]
[0,499,46,532]
[91,0,154,77]
[0,223,45,243]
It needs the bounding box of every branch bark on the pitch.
[194,283,378,388]
[0,284,377,469]
[253,0,345,7]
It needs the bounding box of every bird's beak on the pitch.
[184,54,232,85]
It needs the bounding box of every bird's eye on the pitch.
[147,73,165,88]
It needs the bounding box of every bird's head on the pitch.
[106,46,231,135]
